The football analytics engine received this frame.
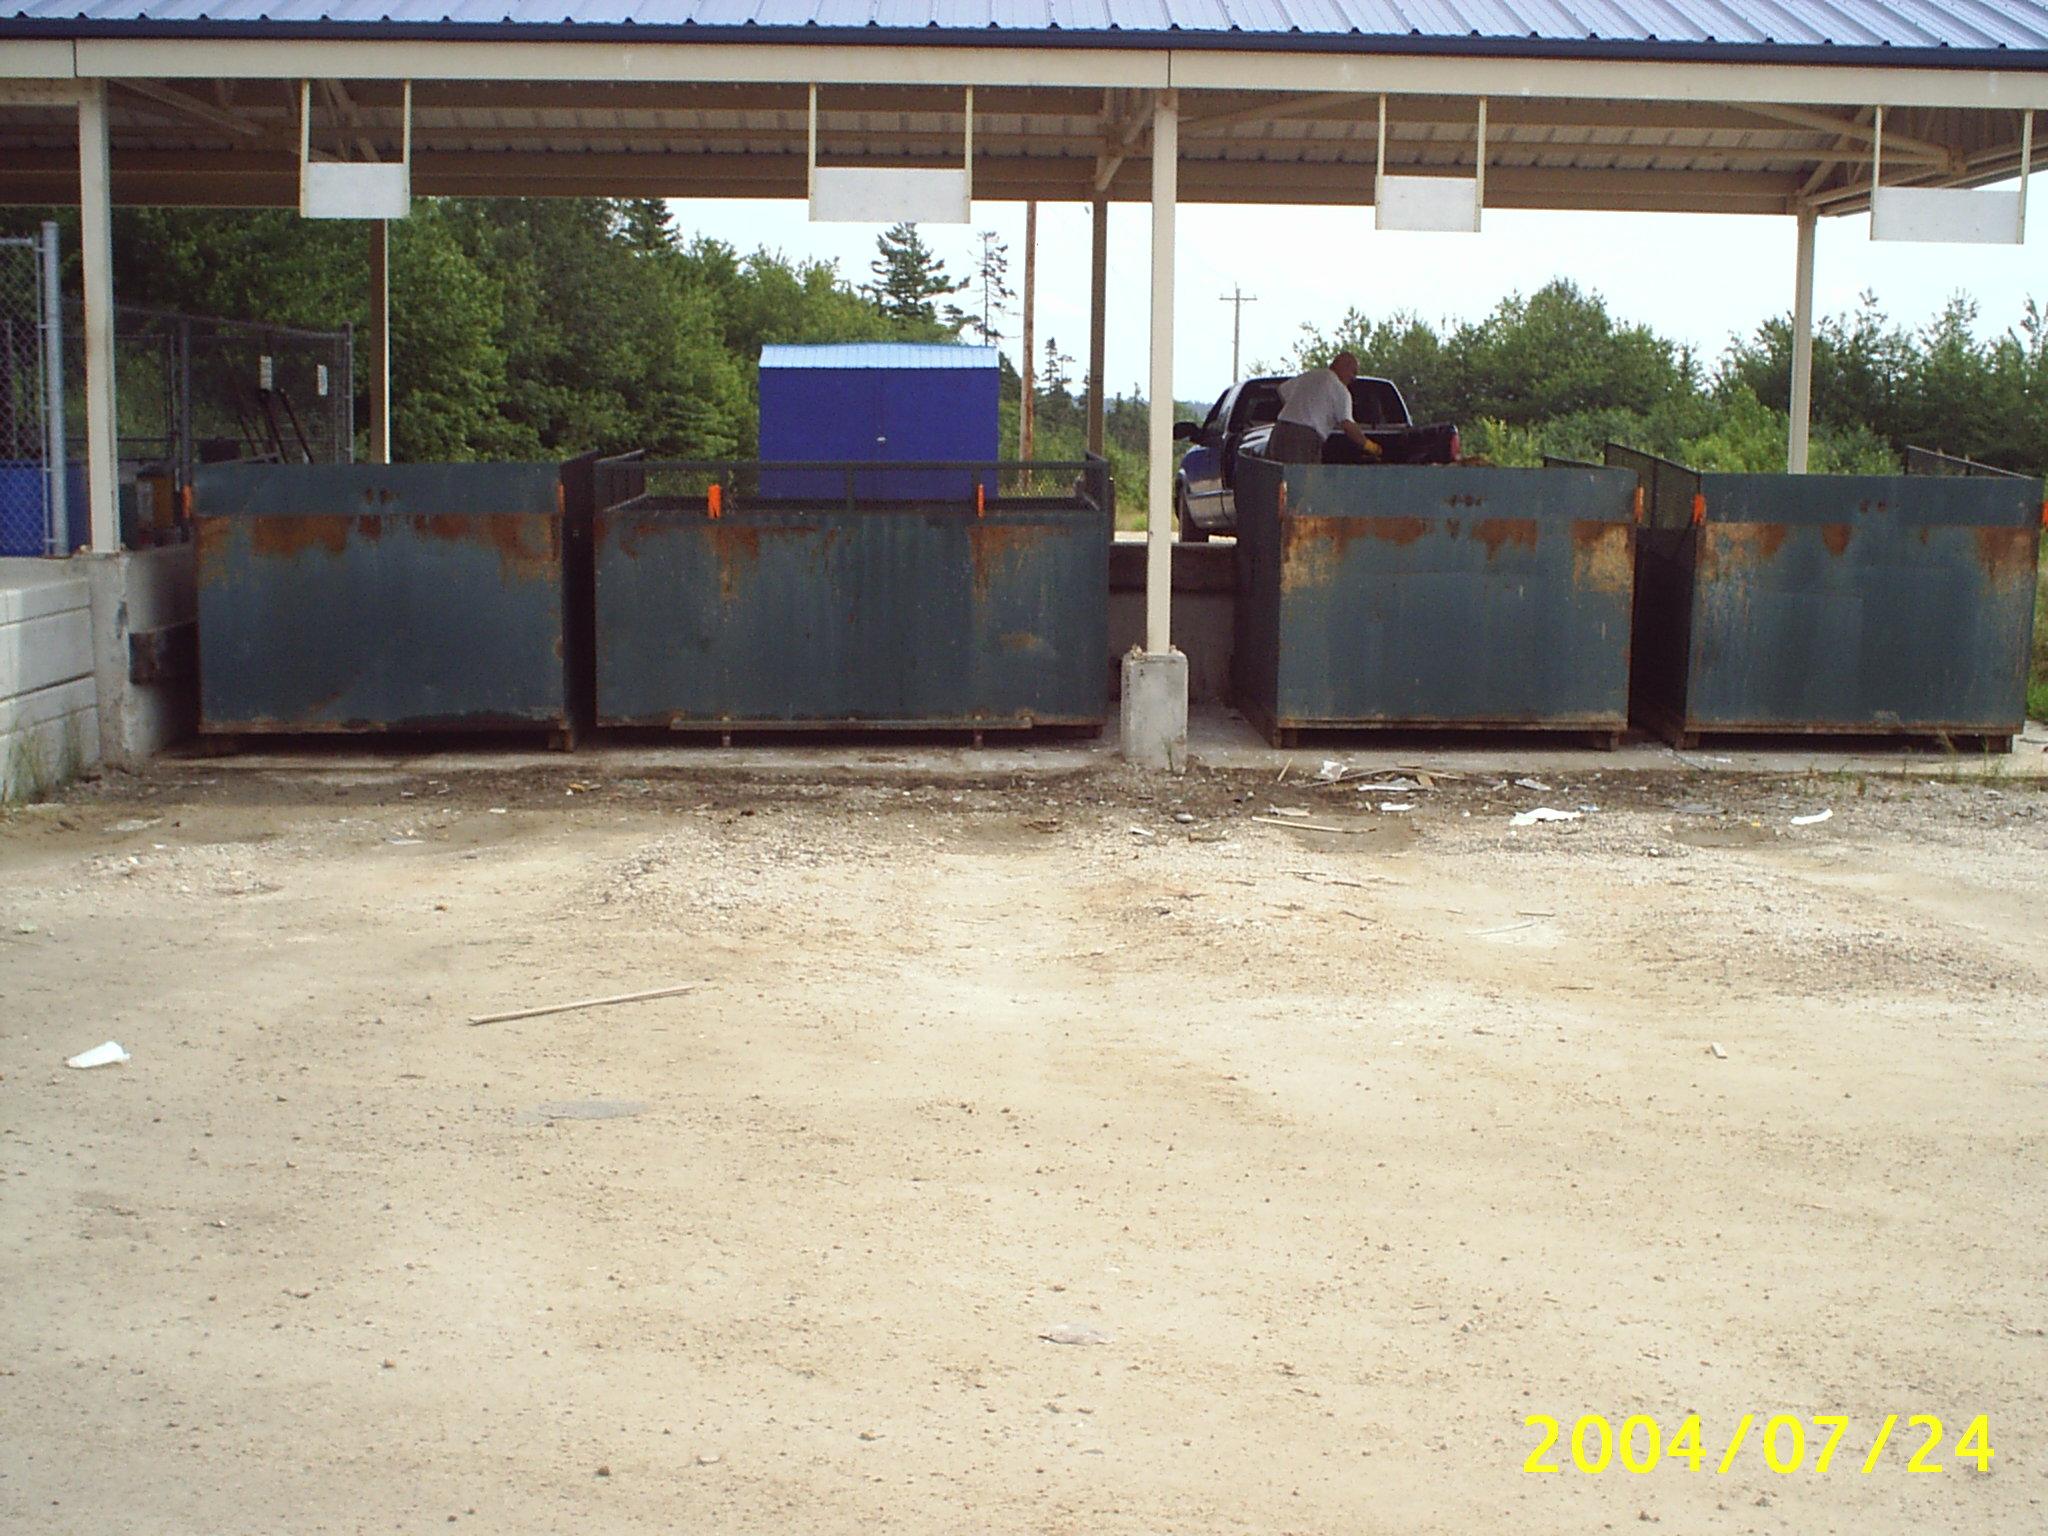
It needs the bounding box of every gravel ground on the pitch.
[2,758,2044,1534]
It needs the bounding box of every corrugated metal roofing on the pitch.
[5,0,2048,59]
[760,343,1002,370]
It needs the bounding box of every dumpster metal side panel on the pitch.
[1234,460,1635,733]
[594,507,1107,728]
[195,464,568,733]
[1682,511,2040,733]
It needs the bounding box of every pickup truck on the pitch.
[1171,375,1460,541]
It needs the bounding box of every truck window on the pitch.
[1351,379,1408,427]
[1233,381,1283,432]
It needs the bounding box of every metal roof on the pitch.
[6,0,2048,62]
[760,344,1001,370]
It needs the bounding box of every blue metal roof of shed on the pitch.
[6,0,2048,60]
[760,344,1001,370]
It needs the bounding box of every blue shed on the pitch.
[758,343,1000,500]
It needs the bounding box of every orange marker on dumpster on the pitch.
[1691,493,1707,526]
[707,482,723,519]
[976,482,986,518]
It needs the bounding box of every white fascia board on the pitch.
[0,43,78,80]
[58,36,2048,111]
[75,39,1168,89]
[1167,51,2048,112]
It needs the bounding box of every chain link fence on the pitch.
[1,226,354,556]
[92,308,354,486]
[0,235,56,557]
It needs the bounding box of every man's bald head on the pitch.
[1331,352,1361,383]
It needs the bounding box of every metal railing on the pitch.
[595,453,1114,518]
[1904,445,2033,480]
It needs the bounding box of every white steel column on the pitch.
[1788,205,1817,474]
[368,219,391,463]
[1086,194,1107,456]
[78,80,118,552]
[1144,90,1177,655]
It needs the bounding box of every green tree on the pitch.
[863,222,967,331]
[965,230,1014,344]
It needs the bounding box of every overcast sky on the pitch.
[671,171,2045,407]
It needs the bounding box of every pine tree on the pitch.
[863,222,967,330]
[615,198,675,254]
[966,229,1014,344]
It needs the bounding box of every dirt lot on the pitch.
[2,756,2045,1534]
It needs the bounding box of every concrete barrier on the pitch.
[0,558,96,799]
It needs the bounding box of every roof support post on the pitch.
[1788,205,1817,474]
[77,78,118,553]
[368,218,391,464]
[1086,192,1107,457]
[1145,90,1177,658]
[1122,88,1186,771]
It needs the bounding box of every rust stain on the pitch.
[356,515,383,542]
[248,514,349,560]
[970,521,1051,600]
[1570,521,1633,594]
[1280,515,1440,592]
[1973,525,2040,597]
[710,522,765,607]
[1699,522,1790,577]
[1470,518,1537,560]
[1820,523,1853,556]
[999,630,1046,653]
[607,515,664,562]
[406,512,562,584]
[1281,527,1340,594]
[193,516,229,588]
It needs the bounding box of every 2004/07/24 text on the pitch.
[1523,1414,1992,1475]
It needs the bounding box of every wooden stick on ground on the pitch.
[468,983,697,1027]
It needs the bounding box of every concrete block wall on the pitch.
[1107,538,1236,702]
[0,558,99,801]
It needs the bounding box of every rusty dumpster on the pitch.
[1612,445,2044,747]
[592,459,1111,733]
[1232,457,1639,744]
[194,463,575,736]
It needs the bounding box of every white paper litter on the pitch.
[1510,808,1582,827]
[1314,759,1350,782]
[1354,778,1422,794]
[66,1041,131,1069]
[1789,809,1833,826]
[1267,806,1312,818]
[1378,802,1416,813]
[1513,777,1552,791]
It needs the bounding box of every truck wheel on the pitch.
[1177,489,1210,543]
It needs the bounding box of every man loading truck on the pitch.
[1265,350,1379,464]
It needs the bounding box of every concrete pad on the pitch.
[161,701,2048,783]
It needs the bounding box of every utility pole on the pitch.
[1219,285,1257,380]
[1019,200,1037,461]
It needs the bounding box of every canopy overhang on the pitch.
[3,33,2045,216]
